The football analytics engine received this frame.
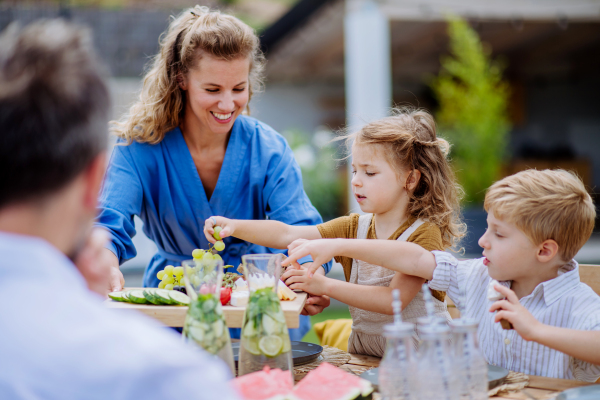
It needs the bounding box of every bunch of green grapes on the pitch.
[212,226,225,251]
[157,265,184,290]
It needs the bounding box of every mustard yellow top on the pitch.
[317,213,446,302]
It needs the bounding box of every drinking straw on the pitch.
[422,283,435,320]
[392,289,402,325]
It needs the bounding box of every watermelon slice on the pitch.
[232,366,293,400]
[290,363,373,400]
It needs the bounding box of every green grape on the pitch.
[214,241,225,252]
[213,226,223,241]
[164,265,174,275]
[164,275,175,284]
[192,249,204,259]
[158,281,166,289]
[157,270,165,280]
[161,273,170,282]
[202,252,214,262]
[213,254,223,262]
[173,266,184,276]
[165,283,174,290]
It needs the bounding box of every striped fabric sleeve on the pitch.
[428,251,461,302]
[572,291,600,382]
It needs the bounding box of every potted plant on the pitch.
[429,17,511,254]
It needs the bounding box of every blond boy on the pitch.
[283,169,600,381]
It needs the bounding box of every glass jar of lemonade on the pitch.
[238,254,293,379]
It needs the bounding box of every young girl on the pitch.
[204,108,465,356]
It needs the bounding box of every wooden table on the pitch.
[105,290,307,328]
[338,354,594,399]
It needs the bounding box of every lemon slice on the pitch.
[281,335,292,353]
[259,335,283,357]
[242,337,261,356]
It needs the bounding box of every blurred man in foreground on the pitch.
[0,20,240,400]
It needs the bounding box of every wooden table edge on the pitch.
[105,290,307,328]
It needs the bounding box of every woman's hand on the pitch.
[204,216,235,244]
[301,295,331,316]
[282,238,339,277]
[74,229,124,295]
[489,284,542,341]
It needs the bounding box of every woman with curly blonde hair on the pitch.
[96,6,330,339]
[203,107,466,356]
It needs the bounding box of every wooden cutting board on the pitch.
[105,289,307,328]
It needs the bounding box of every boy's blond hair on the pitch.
[484,169,596,261]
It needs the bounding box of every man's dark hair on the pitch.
[0,20,109,208]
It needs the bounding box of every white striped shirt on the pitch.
[429,251,600,381]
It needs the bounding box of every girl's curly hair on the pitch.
[344,107,466,251]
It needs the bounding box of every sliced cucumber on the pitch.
[142,289,160,305]
[168,291,190,306]
[108,291,127,302]
[121,290,132,302]
[128,289,150,304]
[154,289,175,305]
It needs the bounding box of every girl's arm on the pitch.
[204,216,321,250]
[283,238,437,278]
[283,268,424,314]
[490,284,600,366]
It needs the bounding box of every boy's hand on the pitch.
[283,268,329,296]
[282,238,337,277]
[489,284,542,341]
[204,216,234,244]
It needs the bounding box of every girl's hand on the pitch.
[203,216,234,244]
[489,284,543,341]
[282,238,338,277]
[284,268,329,296]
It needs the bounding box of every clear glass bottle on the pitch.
[379,322,417,400]
[449,318,488,400]
[238,254,293,380]
[416,323,459,400]
[182,257,234,374]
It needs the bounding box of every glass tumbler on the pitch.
[182,257,234,374]
[238,254,293,379]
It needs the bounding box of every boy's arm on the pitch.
[283,238,437,278]
[490,285,600,366]
[283,268,425,314]
[204,216,321,249]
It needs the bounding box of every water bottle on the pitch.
[379,322,417,400]
[416,323,459,400]
[449,318,488,400]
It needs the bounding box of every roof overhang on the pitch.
[263,0,600,83]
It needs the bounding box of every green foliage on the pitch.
[430,17,511,204]
[283,128,345,222]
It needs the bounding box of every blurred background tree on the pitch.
[430,17,511,205]
[282,128,345,222]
